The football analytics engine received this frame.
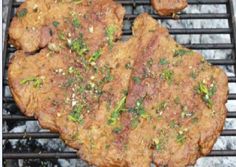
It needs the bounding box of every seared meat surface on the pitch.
[9,0,124,52]
[9,1,227,166]
[124,14,228,166]
[151,0,188,16]
[8,0,125,131]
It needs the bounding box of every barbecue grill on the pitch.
[2,0,236,166]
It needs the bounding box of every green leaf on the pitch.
[89,49,102,62]
[159,58,169,65]
[68,104,84,124]
[20,76,43,88]
[108,96,126,125]
[174,49,193,57]
[69,34,89,56]
[132,76,142,84]
[176,132,186,144]
[72,17,80,28]
[52,21,60,28]
[17,8,28,18]
[105,25,116,49]
[161,69,174,84]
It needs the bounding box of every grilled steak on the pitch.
[57,14,228,167]
[9,1,227,165]
[8,0,125,131]
[9,0,124,52]
[124,14,228,166]
[151,0,188,16]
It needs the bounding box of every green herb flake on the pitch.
[176,132,186,144]
[129,98,150,120]
[112,127,122,134]
[101,65,113,83]
[174,49,193,57]
[156,101,168,112]
[20,76,43,88]
[125,62,132,70]
[58,32,66,41]
[72,17,80,28]
[69,34,89,56]
[89,49,102,62]
[147,58,154,67]
[68,104,84,124]
[161,69,174,84]
[52,21,60,28]
[159,58,169,65]
[105,25,116,49]
[132,76,142,84]
[108,96,126,125]
[174,96,180,105]
[196,82,217,108]
[17,8,28,18]
[131,117,139,129]
[153,138,165,151]
[169,120,177,128]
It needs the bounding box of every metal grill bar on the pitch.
[3,76,236,86]
[6,44,235,54]
[3,112,236,121]
[3,129,236,139]
[3,0,236,163]
[13,0,230,7]
[3,150,236,159]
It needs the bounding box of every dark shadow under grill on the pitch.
[2,0,236,166]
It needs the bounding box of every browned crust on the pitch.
[151,0,188,16]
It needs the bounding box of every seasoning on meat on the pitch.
[151,0,188,16]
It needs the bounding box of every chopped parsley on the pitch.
[159,58,169,65]
[72,17,80,28]
[147,58,154,67]
[129,98,150,123]
[58,32,66,40]
[105,25,116,49]
[169,120,177,128]
[20,76,43,88]
[174,49,193,57]
[89,49,102,62]
[132,76,142,84]
[153,138,165,151]
[125,62,132,70]
[17,8,28,18]
[156,101,168,112]
[112,127,122,134]
[176,132,186,144]
[68,104,84,124]
[101,65,113,83]
[69,34,89,56]
[161,69,174,84]
[108,96,126,125]
[52,21,60,28]
[196,81,217,108]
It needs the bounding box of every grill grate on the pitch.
[2,0,236,165]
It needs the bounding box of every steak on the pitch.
[9,0,125,52]
[124,14,228,166]
[9,2,228,165]
[151,0,188,16]
[57,14,227,167]
[8,0,125,131]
